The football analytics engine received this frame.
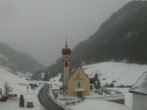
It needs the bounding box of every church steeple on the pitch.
[62,38,71,88]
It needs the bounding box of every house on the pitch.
[129,71,147,110]
[60,40,90,97]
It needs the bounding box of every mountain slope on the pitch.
[83,62,147,86]
[49,62,147,87]
[0,42,44,73]
[71,1,147,66]
[49,1,147,73]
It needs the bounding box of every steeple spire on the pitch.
[65,37,68,47]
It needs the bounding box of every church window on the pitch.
[65,62,68,67]
[77,82,81,88]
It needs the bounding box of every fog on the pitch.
[0,0,129,66]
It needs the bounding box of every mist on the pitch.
[0,0,129,66]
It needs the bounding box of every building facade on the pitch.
[61,41,90,97]
[68,67,90,97]
[62,41,71,89]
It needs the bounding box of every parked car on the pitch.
[26,101,34,108]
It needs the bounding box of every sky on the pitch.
[0,0,129,66]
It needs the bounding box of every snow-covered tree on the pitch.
[94,73,101,89]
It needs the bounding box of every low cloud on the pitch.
[0,0,128,66]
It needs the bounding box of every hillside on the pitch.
[49,62,147,87]
[0,42,44,73]
[49,62,141,110]
[83,62,147,86]
[46,1,147,75]
[33,1,147,79]
[72,1,147,65]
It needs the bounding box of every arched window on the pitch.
[65,62,68,67]
[77,82,81,88]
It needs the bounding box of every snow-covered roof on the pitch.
[129,71,147,95]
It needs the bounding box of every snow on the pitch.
[1,61,146,110]
[0,66,45,110]
[109,88,133,108]
[49,62,147,110]
[130,71,147,94]
[83,62,147,86]
[69,99,130,110]
[50,62,147,88]
[49,74,62,89]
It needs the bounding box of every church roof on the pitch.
[62,47,71,55]
[67,66,89,80]
[62,38,71,55]
[129,71,147,95]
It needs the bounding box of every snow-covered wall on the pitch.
[132,94,147,110]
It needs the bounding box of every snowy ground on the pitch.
[83,62,147,86]
[0,67,45,110]
[1,61,146,110]
[69,99,130,110]
[49,85,132,110]
[49,62,147,110]
[49,84,132,110]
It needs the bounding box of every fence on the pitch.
[86,94,124,104]
[48,87,71,110]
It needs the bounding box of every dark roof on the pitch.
[129,71,147,95]
[62,46,71,55]
[67,66,89,80]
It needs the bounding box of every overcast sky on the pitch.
[0,0,129,66]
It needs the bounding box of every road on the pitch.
[38,84,64,110]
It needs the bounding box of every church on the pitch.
[60,40,90,97]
